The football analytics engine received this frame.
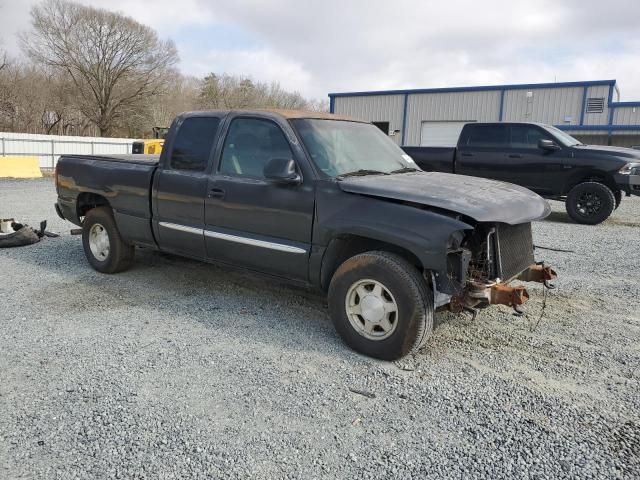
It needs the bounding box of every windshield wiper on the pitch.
[337,169,390,179]
[390,167,420,174]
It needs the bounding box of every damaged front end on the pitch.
[439,222,556,314]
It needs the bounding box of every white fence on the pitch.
[0,132,135,169]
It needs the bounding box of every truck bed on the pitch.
[61,154,160,165]
[55,154,159,247]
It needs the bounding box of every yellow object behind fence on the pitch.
[144,139,164,155]
[0,156,42,178]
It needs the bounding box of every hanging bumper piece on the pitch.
[449,263,557,312]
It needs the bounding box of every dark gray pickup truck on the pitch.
[403,122,640,225]
[55,110,556,360]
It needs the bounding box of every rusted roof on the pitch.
[262,109,361,122]
[180,109,362,122]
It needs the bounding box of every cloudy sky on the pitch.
[1,0,639,101]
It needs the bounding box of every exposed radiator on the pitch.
[495,222,535,281]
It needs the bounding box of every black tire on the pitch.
[328,251,433,360]
[82,206,134,273]
[565,182,615,225]
[614,189,622,210]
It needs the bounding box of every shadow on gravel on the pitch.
[542,211,575,224]
[7,234,459,361]
[6,234,356,357]
[606,218,640,228]
[543,210,639,227]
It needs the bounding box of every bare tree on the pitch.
[20,0,178,136]
[198,72,314,111]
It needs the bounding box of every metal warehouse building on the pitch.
[328,79,640,148]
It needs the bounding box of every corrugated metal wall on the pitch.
[404,91,501,146]
[502,87,583,125]
[0,132,134,168]
[613,106,640,125]
[582,85,611,126]
[332,95,405,144]
[574,133,640,147]
[332,82,640,147]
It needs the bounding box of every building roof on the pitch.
[328,79,618,98]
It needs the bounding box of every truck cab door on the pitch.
[204,115,315,281]
[152,115,222,258]
[456,124,513,183]
[506,124,566,195]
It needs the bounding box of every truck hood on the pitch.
[573,144,640,161]
[338,171,550,225]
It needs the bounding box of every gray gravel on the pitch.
[1,177,639,479]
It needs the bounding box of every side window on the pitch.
[462,125,509,148]
[219,118,294,178]
[170,117,220,171]
[510,125,550,149]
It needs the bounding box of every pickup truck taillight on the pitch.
[54,163,58,187]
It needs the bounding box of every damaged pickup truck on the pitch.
[55,110,556,360]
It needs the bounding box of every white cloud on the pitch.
[2,0,640,101]
[183,47,315,94]
[84,0,215,33]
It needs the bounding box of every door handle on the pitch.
[461,153,474,157]
[508,154,522,158]
[207,188,226,199]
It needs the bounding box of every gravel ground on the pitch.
[1,177,639,479]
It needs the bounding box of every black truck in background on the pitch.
[55,109,555,360]
[403,122,640,224]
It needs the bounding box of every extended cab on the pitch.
[55,110,556,360]
[403,122,640,224]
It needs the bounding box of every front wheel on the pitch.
[565,182,615,225]
[328,251,433,360]
[82,206,134,273]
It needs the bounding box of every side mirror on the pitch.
[263,158,301,184]
[538,139,561,151]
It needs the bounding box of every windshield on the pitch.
[544,125,583,146]
[291,119,416,177]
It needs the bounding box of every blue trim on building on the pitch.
[329,79,640,137]
[607,84,616,142]
[607,84,615,126]
[327,79,617,99]
[401,93,409,145]
[556,124,640,132]
[579,86,588,125]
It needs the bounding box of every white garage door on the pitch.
[420,121,474,147]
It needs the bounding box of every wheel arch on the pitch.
[319,234,427,292]
[76,192,112,220]
[563,170,619,195]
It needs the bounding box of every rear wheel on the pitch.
[328,251,433,360]
[82,206,134,273]
[565,182,615,225]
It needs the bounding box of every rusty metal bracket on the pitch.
[490,283,529,307]
[517,264,557,283]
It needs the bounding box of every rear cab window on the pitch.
[169,117,221,171]
[460,124,509,148]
